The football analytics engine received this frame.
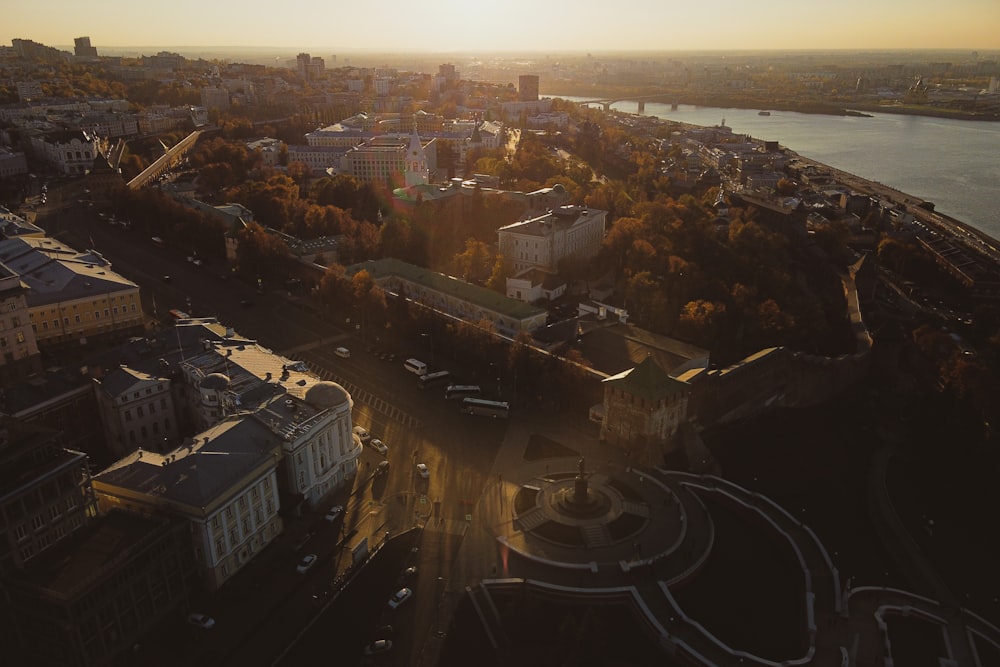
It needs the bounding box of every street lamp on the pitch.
[421,332,434,365]
[434,576,446,637]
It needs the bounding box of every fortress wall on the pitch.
[688,267,872,427]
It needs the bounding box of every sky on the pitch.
[4,0,1000,54]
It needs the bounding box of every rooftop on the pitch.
[346,258,546,322]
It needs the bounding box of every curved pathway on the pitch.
[448,414,1000,667]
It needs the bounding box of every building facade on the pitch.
[0,421,98,574]
[600,357,690,463]
[498,205,607,274]
[29,130,101,176]
[93,416,284,591]
[346,258,548,335]
[3,511,193,667]
[0,237,144,349]
[0,262,42,384]
[94,367,178,458]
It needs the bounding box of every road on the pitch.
[32,193,510,666]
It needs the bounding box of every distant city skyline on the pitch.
[4,0,1000,54]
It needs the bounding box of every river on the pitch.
[558,97,1000,240]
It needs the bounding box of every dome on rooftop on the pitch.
[200,373,230,390]
[304,381,350,409]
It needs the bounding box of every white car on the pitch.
[370,438,388,455]
[296,553,318,574]
[387,587,412,610]
[187,612,215,630]
[324,505,343,523]
[364,639,393,656]
[416,463,429,479]
[353,426,371,445]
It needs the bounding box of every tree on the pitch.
[675,299,727,345]
[235,222,289,282]
[486,254,512,293]
[452,239,494,283]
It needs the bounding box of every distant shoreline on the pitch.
[548,89,999,122]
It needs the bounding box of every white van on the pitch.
[403,358,428,376]
[334,346,351,358]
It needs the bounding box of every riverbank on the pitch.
[548,87,998,121]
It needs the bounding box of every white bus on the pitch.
[404,358,428,376]
[445,385,482,401]
[460,397,510,418]
[417,370,451,389]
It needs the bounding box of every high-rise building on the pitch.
[73,36,98,59]
[297,53,311,80]
[518,74,540,102]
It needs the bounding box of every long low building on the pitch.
[346,257,548,335]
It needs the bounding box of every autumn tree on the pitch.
[452,239,494,283]
[235,222,289,283]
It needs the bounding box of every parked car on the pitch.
[375,460,390,476]
[369,438,388,455]
[387,587,412,610]
[416,463,429,479]
[353,426,371,445]
[187,612,215,630]
[296,553,318,574]
[324,505,343,523]
[363,639,393,656]
[334,346,351,358]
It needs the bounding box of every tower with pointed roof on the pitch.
[404,125,429,187]
[600,356,689,462]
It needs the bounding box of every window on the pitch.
[225,507,233,519]
[15,524,28,542]
[215,538,225,557]
[161,398,167,409]
[74,315,81,324]
[239,497,247,509]
[124,410,132,422]
[31,515,45,531]
[251,487,259,499]
[136,406,143,417]
[211,516,220,530]
[242,518,250,534]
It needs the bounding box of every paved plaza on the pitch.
[432,413,1000,667]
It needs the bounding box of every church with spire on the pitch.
[405,125,429,187]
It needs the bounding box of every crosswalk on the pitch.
[307,363,421,429]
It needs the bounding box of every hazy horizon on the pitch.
[5,0,1000,55]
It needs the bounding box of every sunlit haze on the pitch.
[5,0,1000,54]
